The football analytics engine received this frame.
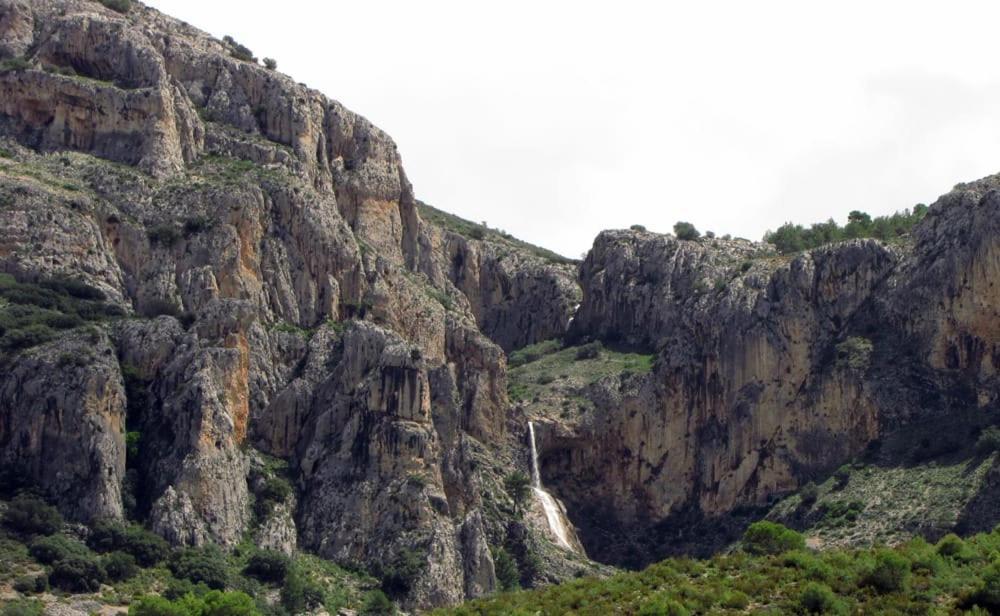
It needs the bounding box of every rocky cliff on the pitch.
[0,0,583,610]
[1,0,999,610]
[532,181,999,565]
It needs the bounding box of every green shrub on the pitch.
[262,58,277,70]
[49,553,108,592]
[503,472,532,511]
[89,521,169,566]
[222,36,255,63]
[493,546,520,591]
[169,545,231,590]
[964,563,1000,613]
[280,565,325,613]
[104,550,139,581]
[377,546,425,598]
[359,590,395,615]
[0,57,31,73]
[673,221,701,241]
[1,323,56,350]
[630,224,647,232]
[976,426,1000,455]
[799,481,819,506]
[254,476,292,517]
[936,533,966,558]
[637,595,689,616]
[574,341,603,360]
[835,337,873,372]
[720,590,749,609]
[244,549,290,584]
[12,574,48,594]
[29,534,89,564]
[130,590,259,616]
[96,0,131,13]
[147,224,182,247]
[833,465,851,489]
[741,521,805,555]
[861,549,910,594]
[0,600,44,616]
[799,582,839,613]
[3,494,63,536]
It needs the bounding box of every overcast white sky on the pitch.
[149,0,1000,258]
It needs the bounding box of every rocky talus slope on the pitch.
[1,0,999,611]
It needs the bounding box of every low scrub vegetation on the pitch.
[0,273,123,352]
[434,522,1000,615]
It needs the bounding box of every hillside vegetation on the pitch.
[434,521,1000,615]
[763,206,927,254]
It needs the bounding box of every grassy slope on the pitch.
[506,340,654,420]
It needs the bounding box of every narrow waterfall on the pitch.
[528,421,574,550]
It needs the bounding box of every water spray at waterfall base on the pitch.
[528,421,575,551]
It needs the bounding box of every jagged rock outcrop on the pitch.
[538,186,999,566]
[0,0,583,609]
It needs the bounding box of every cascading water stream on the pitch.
[528,421,574,550]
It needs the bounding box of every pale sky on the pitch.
[149,0,1000,258]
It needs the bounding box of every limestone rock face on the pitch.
[0,330,126,522]
[3,0,1000,606]
[0,1,585,608]
[541,187,1000,565]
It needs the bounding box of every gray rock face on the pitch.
[0,330,125,521]
[0,1,584,608]
[544,187,1000,565]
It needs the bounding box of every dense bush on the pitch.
[833,465,851,489]
[493,547,520,591]
[377,547,425,598]
[12,574,48,594]
[763,205,928,255]
[835,337,873,372]
[104,550,139,581]
[262,58,277,70]
[244,549,290,583]
[936,533,967,558]
[964,563,1000,612]
[222,36,255,63]
[254,476,292,517]
[630,224,647,232]
[280,565,326,613]
[574,341,603,360]
[96,0,132,13]
[28,534,89,564]
[976,426,1000,455]
[147,224,182,247]
[129,590,259,616]
[0,274,121,351]
[503,472,532,511]
[799,481,819,506]
[673,221,700,241]
[2,494,63,536]
[49,553,107,592]
[88,520,170,566]
[741,521,805,555]
[861,549,910,594]
[798,582,840,614]
[169,545,231,590]
[637,595,689,616]
[359,590,395,616]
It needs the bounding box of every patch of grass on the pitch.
[507,342,654,406]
